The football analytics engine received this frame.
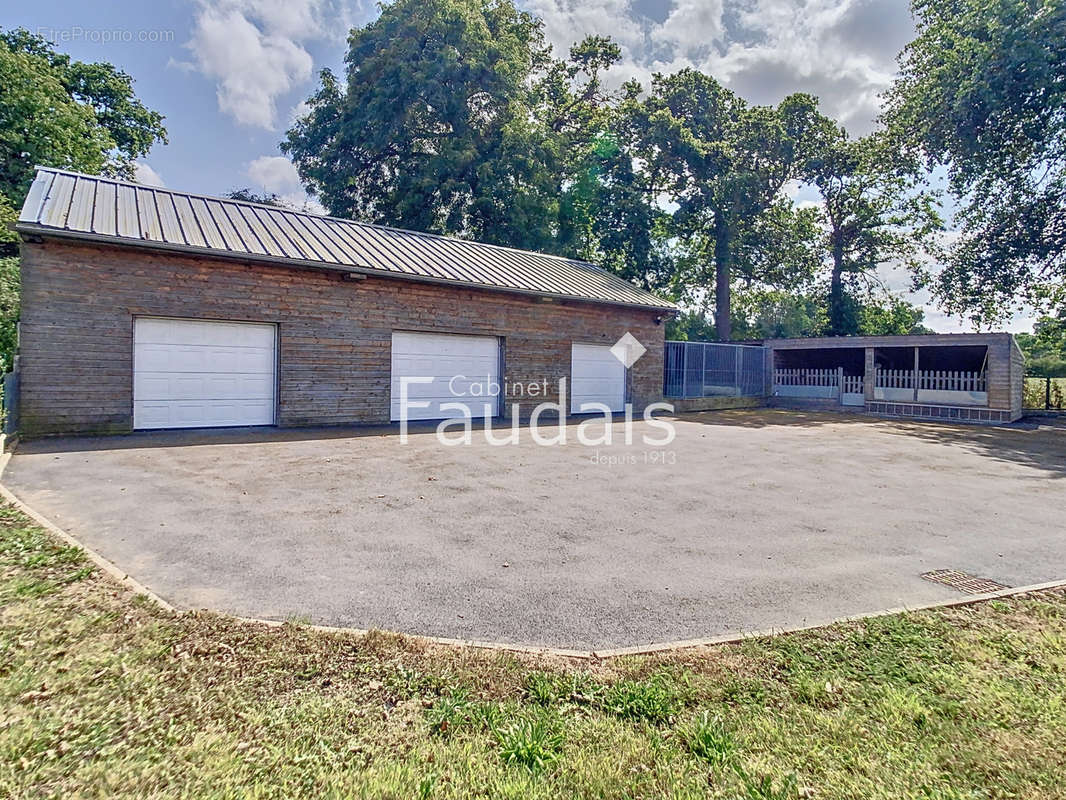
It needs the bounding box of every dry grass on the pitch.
[1,503,1064,798]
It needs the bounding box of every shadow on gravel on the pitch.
[678,408,1066,478]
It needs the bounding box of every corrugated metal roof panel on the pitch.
[136,187,163,242]
[41,173,76,229]
[155,193,185,244]
[115,184,139,239]
[16,167,676,311]
[172,194,207,248]
[18,170,53,224]
[66,178,96,233]
[92,181,116,236]
[188,197,225,250]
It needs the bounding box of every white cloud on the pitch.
[133,162,166,187]
[246,154,326,215]
[248,155,303,193]
[528,0,647,56]
[656,0,724,54]
[184,0,357,129]
[524,0,914,134]
[287,100,312,126]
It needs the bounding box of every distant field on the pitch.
[1024,376,1066,409]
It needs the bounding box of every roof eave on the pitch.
[16,223,677,314]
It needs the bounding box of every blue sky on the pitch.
[2,0,1036,332]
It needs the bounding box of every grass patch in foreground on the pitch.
[0,503,1064,799]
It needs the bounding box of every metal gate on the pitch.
[663,341,768,398]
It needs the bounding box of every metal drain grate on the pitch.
[921,569,1011,595]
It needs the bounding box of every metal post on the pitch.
[682,342,690,398]
[1047,376,1052,411]
[734,347,742,397]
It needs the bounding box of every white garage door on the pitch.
[133,317,277,430]
[571,343,626,413]
[391,331,500,421]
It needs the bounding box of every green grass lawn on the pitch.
[1,504,1064,799]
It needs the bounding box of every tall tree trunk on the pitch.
[714,216,731,341]
[828,248,845,336]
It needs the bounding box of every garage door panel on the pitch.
[135,373,274,401]
[135,399,275,428]
[571,344,625,413]
[389,398,498,421]
[390,332,500,421]
[137,344,274,374]
[134,318,276,429]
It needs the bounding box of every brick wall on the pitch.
[18,239,665,436]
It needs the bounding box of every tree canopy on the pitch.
[0,28,167,371]
[280,0,967,341]
[884,0,1066,324]
[631,70,823,340]
[284,0,568,252]
[0,28,167,206]
[1015,312,1066,376]
[803,124,942,335]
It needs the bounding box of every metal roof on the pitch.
[16,167,675,312]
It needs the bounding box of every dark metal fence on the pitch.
[2,365,17,435]
[1023,376,1066,410]
[663,341,768,398]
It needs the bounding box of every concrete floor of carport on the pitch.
[4,410,1065,649]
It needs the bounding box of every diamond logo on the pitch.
[610,332,646,368]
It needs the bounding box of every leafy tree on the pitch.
[884,0,1066,323]
[1015,312,1066,376]
[0,28,166,372]
[803,123,942,335]
[573,133,676,291]
[731,200,823,295]
[0,196,19,372]
[669,286,930,342]
[284,0,578,252]
[0,28,167,205]
[732,289,828,340]
[225,189,286,207]
[665,309,717,341]
[854,289,932,335]
[566,78,678,292]
[633,69,822,340]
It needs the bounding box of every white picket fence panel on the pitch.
[876,369,914,389]
[841,374,864,395]
[773,368,839,387]
[876,369,985,392]
[918,370,986,392]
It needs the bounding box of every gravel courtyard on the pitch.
[4,410,1064,649]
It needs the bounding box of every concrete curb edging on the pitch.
[582,578,1066,659]
[1,442,1064,660]
[0,448,177,614]
[231,577,1066,660]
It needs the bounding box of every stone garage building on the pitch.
[14,168,674,437]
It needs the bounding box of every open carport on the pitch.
[3,410,1064,650]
